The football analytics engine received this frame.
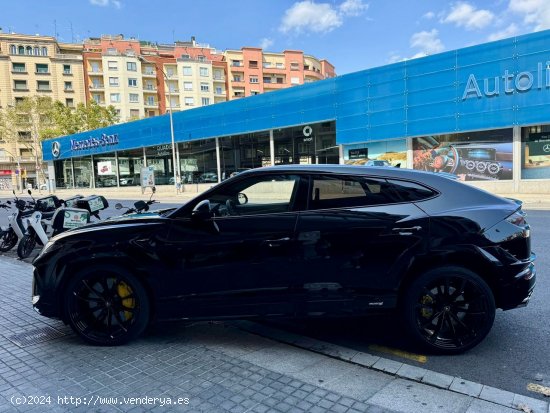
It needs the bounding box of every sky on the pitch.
[2,0,550,75]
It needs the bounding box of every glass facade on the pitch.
[51,121,337,188]
[521,124,550,180]
[118,149,144,186]
[412,129,513,181]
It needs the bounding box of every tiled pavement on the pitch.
[0,256,546,413]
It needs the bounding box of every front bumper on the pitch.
[498,253,536,310]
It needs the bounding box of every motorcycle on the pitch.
[17,193,109,259]
[114,187,161,215]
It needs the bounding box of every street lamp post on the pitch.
[138,56,178,194]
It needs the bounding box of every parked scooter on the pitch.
[0,200,18,252]
[17,192,109,259]
[0,191,36,252]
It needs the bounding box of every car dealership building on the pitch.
[42,29,550,194]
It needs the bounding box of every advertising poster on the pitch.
[522,133,550,179]
[413,136,513,181]
[97,161,113,176]
[141,166,155,188]
[344,140,407,167]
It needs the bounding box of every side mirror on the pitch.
[192,199,211,221]
[115,203,123,210]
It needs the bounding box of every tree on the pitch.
[0,97,118,186]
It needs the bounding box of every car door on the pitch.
[161,173,306,319]
[293,174,432,315]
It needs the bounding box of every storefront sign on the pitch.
[0,170,12,176]
[463,63,550,100]
[349,148,368,159]
[70,133,119,151]
[155,144,171,157]
[527,140,550,156]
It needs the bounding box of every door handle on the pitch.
[392,226,422,235]
[264,237,290,247]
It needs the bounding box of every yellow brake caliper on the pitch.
[420,294,434,319]
[117,281,135,320]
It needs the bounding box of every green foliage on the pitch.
[0,97,118,145]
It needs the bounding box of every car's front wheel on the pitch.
[402,266,495,354]
[64,266,149,346]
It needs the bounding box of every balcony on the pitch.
[142,71,156,77]
[177,56,212,64]
[144,101,158,108]
[167,89,180,95]
[143,86,157,92]
[89,84,105,90]
[304,69,324,80]
[213,75,225,82]
[89,70,103,76]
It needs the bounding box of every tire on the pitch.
[402,266,495,354]
[17,233,37,259]
[0,229,18,252]
[64,266,149,346]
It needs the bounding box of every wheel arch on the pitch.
[397,248,500,308]
[56,256,158,324]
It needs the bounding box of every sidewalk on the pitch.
[1,255,547,413]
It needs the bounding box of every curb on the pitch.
[235,321,550,413]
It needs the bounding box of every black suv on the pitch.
[32,165,535,353]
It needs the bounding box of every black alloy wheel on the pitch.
[0,229,18,252]
[403,266,495,354]
[64,267,149,345]
[17,233,37,259]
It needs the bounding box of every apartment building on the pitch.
[82,35,228,122]
[225,47,335,99]
[0,33,85,188]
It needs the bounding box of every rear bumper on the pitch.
[498,253,536,310]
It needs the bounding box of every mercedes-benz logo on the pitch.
[543,143,550,153]
[51,141,61,158]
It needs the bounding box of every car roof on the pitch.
[236,164,512,208]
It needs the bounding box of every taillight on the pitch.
[506,211,526,226]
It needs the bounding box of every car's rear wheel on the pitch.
[403,266,495,354]
[64,266,149,346]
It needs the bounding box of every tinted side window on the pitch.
[309,175,400,209]
[386,179,436,202]
[207,174,301,217]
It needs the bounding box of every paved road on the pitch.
[1,194,548,402]
[267,210,550,401]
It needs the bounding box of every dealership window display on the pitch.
[53,159,74,189]
[117,149,144,186]
[412,129,513,181]
[343,139,407,167]
[178,139,217,184]
[219,132,271,180]
[521,125,550,179]
[93,156,117,187]
[273,122,337,165]
[72,157,93,188]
